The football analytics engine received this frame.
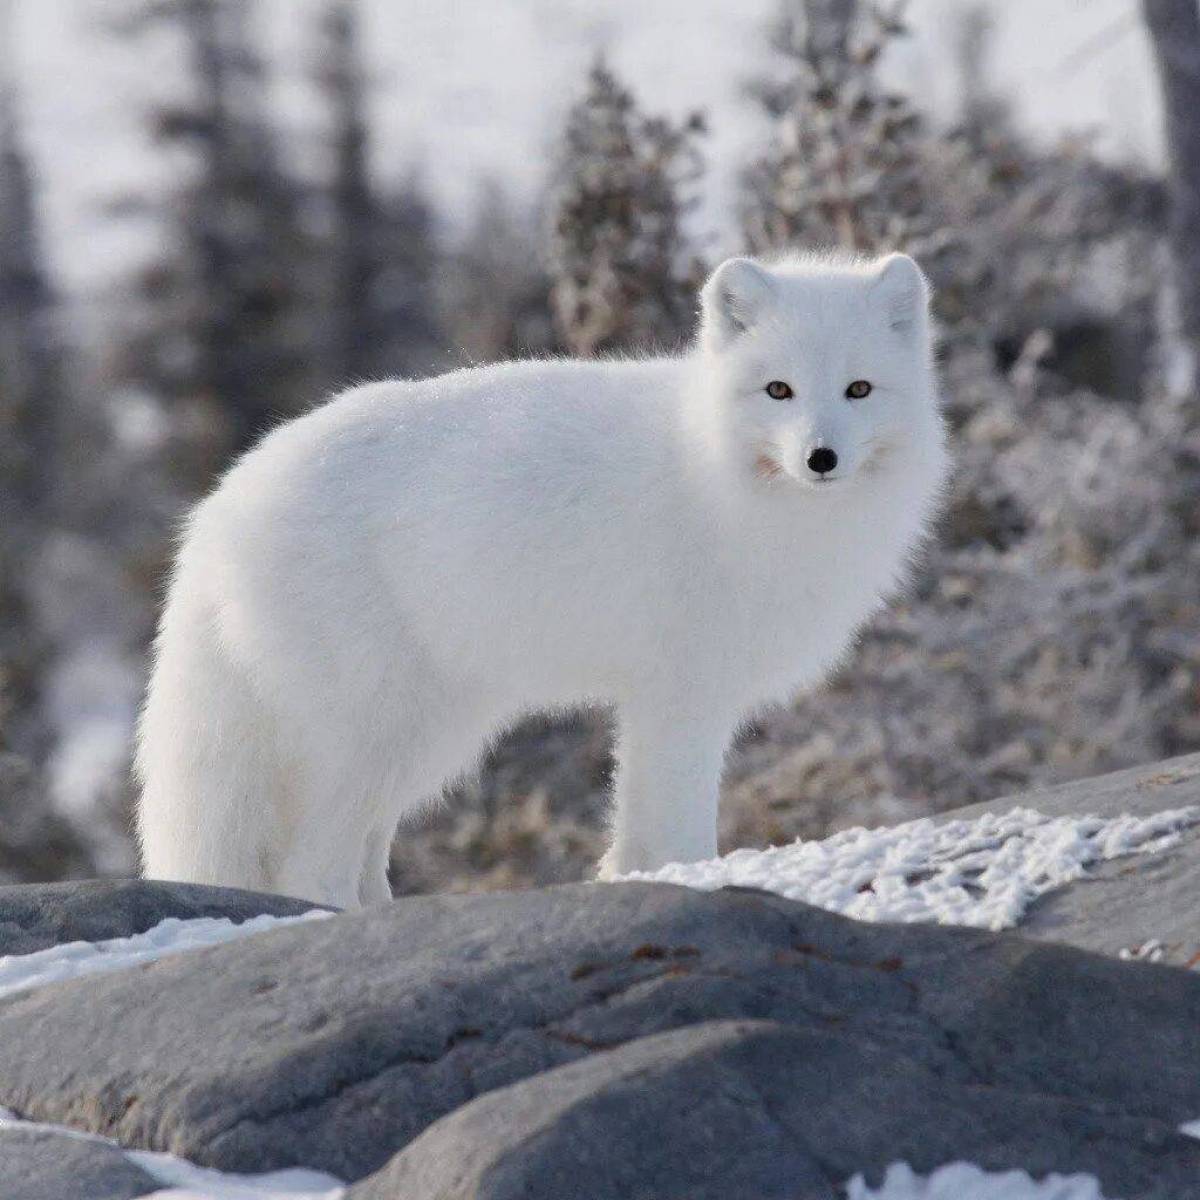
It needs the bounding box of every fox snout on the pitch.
[778,434,845,483]
[771,418,850,483]
[806,446,838,476]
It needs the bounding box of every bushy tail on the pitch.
[135,587,282,891]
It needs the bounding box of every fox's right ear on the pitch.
[700,258,775,351]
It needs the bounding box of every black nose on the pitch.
[807,447,838,475]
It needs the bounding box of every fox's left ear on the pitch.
[870,253,930,335]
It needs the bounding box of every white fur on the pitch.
[135,252,949,907]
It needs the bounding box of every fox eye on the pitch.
[845,380,872,399]
[765,380,793,401]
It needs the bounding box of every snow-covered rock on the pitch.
[623,751,1200,967]
[931,754,1200,968]
[0,878,325,957]
[618,802,1198,931]
[1,753,1199,1199]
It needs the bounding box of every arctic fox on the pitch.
[136,252,948,907]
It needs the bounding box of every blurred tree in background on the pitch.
[314,0,442,386]
[0,0,59,868]
[549,57,706,356]
[743,0,927,254]
[109,0,320,467]
[0,0,56,758]
[439,179,555,364]
[0,0,1198,891]
[1142,0,1200,397]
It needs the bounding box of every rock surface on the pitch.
[0,878,321,956]
[1,754,1199,1198]
[0,1127,160,1200]
[352,1017,1200,1200]
[1,878,1199,1196]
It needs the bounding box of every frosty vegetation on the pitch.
[1,0,1198,893]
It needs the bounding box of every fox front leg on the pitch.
[598,699,731,878]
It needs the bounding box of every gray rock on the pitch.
[938,752,1200,967]
[353,1021,838,1200]
[352,1019,1200,1200]
[0,1127,158,1200]
[0,879,326,956]
[0,880,1198,1194]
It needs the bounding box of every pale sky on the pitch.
[9,0,1162,298]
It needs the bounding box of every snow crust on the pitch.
[1118,938,1169,964]
[130,1155,343,1200]
[618,805,1200,931]
[847,1162,1111,1199]
[0,1108,344,1199]
[0,910,331,1002]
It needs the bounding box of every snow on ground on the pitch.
[0,910,330,1003]
[0,1108,345,1199]
[1118,938,1169,964]
[847,1162,1112,1199]
[122,1153,342,1200]
[617,805,1200,931]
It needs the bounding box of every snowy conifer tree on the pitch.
[743,0,927,255]
[440,180,554,364]
[314,0,442,384]
[0,3,58,755]
[110,0,319,462]
[549,58,705,357]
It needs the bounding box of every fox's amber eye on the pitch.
[845,380,872,399]
[765,380,793,400]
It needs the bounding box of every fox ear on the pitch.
[870,253,930,335]
[701,258,776,351]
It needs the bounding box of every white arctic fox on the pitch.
[136,252,948,907]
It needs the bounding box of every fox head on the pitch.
[696,252,942,493]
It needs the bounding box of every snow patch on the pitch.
[618,806,1200,931]
[0,1108,344,1199]
[1118,938,1168,964]
[1181,1119,1200,1140]
[131,1155,343,1200]
[846,1161,1112,1199]
[0,910,331,1002]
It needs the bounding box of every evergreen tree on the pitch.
[111,0,318,462]
[370,177,443,378]
[316,0,379,383]
[743,0,928,255]
[950,3,1012,153]
[0,1,58,759]
[440,180,554,364]
[549,58,705,357]
[314,0,441,384]
[0,1,59,515]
